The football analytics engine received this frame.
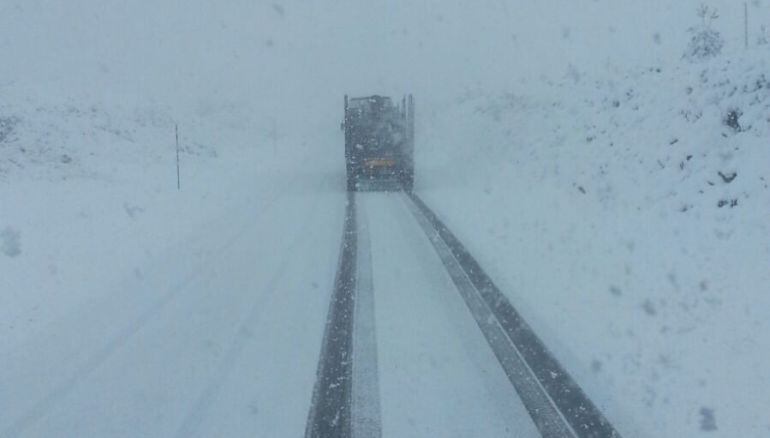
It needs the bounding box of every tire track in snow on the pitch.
[403,192,621,438]
[305,192,383,438]
[305,192,357,438]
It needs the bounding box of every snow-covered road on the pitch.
[364,193,540,437]
[2,183,614,437]
[305,191,618,438]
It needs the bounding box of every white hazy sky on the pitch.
[1,0,765,123]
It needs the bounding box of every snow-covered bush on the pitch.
[683,5,724,61]
[723,107,743,132]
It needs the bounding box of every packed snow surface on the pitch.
[2,0,769,437]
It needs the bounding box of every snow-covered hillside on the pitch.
[418,51,770,436]
[2,0,769,436]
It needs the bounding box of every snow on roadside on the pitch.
[0,91,328,351]
[418,50,770,437]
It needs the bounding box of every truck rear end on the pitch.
[344,95,414,191]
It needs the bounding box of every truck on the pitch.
[343,94,414,191]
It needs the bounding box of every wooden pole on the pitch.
[175,124,180,190]
[272,118,277,156]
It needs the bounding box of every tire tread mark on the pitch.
[404,193,576,438]
[305,192,357,438]
[405,192,621,438]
